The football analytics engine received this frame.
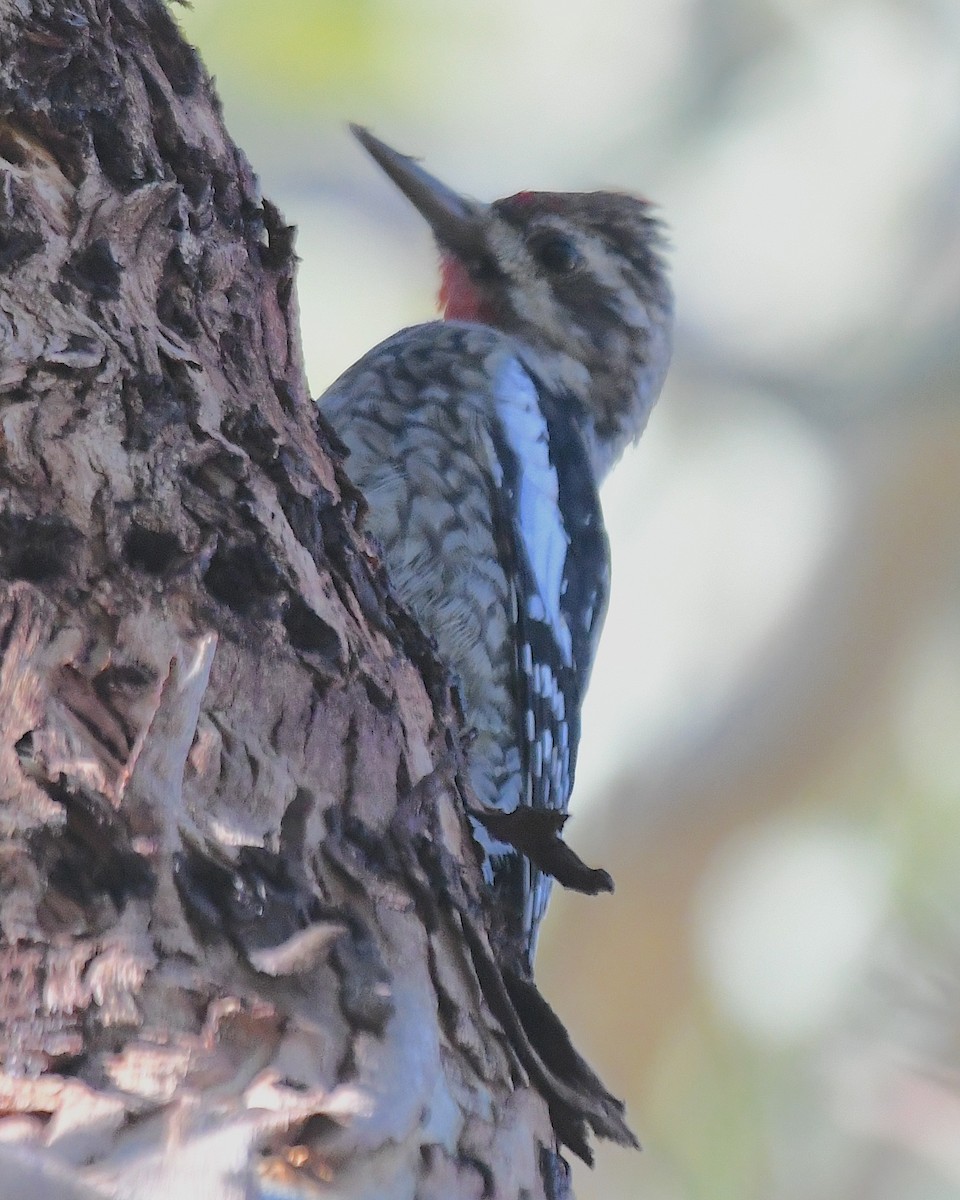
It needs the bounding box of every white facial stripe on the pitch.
[483,216,528,274]
[485,217,570,343]
[576,233,651,330]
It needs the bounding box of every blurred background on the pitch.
[176,1,960,1196]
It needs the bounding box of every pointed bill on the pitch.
[350,124,487,259]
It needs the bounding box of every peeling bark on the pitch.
[0,3,631,1196]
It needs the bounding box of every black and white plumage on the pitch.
[320,128,673,967]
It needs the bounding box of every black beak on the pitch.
[350,125,487,260]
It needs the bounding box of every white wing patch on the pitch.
[493,357,573,665]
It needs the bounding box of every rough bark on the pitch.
[0,2,630,1197]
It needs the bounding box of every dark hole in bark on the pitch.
[203,540,284,614]
[67,236,121,299]
[283,596,340,660]
[93,661,160,700]
[0,514,81,582]
[35,780,157,911]
[124,524,182,575]
[0,228,43,271]
[88,110,142,191]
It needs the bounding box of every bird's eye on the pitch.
[531,234,582,274]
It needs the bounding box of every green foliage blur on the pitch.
[179,0,471,116]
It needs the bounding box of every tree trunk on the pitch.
[0,3,631,1197]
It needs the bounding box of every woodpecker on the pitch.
[320,126,672,967]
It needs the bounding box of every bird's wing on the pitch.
[484,357,610,951]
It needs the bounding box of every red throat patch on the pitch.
[438,254,495,324]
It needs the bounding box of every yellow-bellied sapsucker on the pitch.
[320,127,673,968]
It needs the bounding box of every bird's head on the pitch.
[351,125,673,479]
